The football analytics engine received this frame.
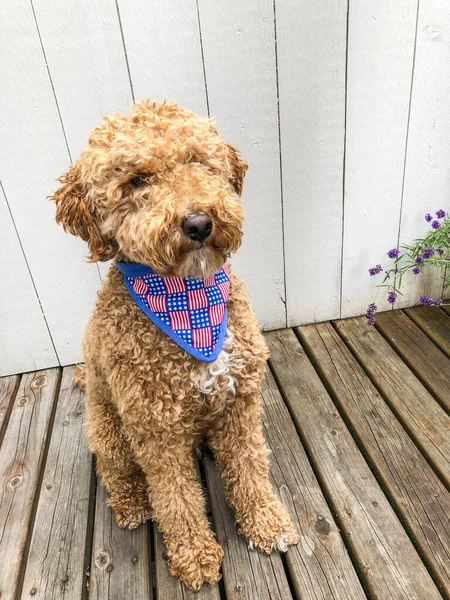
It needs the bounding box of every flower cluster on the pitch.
[366,209,449,325]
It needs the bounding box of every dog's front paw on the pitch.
[167,533,223,591]
[108,478,152,529]
[240,500,298,554]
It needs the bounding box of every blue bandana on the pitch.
[116,262,230,362]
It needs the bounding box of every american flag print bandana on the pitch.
[115,261,230,362]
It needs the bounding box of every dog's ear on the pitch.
[51,162,116,262]
[227,144,248,196]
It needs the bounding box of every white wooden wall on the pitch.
[1,0,449,376]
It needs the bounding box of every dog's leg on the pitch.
[85,373,151,529]
[122,427,223,591]
[208,395,298,553]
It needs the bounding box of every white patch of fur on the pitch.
[196,329,245,395]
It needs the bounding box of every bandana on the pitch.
[116,261,230,362]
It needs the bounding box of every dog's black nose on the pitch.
[181,212,213,243]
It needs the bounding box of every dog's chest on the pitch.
[195,330,244,396]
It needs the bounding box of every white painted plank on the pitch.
[341,0,418,318]
[30,0,134,282]
[31,0,134,159]
[118,0,208,116]
[0,0,102,366]
[0,185,58,376]
[276,0,347,326]
[396,0,450,308]
[198,0,286,329]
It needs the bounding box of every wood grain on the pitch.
[154,525,219,600]
[335,316,450,487]
[341,0,418,317]
[0,0,102,369]
[203,455,293,600]
[198,0,286,330]
[0,368,60,599]
[260,370,365,600]
[0,185,58,376]
[299,321,450,594]
[89,482,152,600]
[276,0,347,325]
[376,310,450,413]
[266,329,442,599]
[396,0,450,308]
[405,305,450,359]
[0,374,19,446]
[21,367,94,599]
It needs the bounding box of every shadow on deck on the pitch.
[1,306,450,599]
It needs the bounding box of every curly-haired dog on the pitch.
[52,100,298,590]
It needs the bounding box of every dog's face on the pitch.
[52,100,246,277]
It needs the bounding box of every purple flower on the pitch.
[412,267,421,275]
[425,213,433,222]
[423,248,434,259]
[420,296,434,307]
[387,248,399,259]
[369,264,382,276]
[415,256,424,265]
[387,291,397,305]
[366,303,378,326]
[436,209,446,219]
[420,296,443,307]
[432,220,441,229]
[394,267,399,274]
[384,270,391,279]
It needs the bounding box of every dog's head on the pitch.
[52,100,247,277]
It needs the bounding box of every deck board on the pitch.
[21,367,94,600]
[2,311,450,599]
[89,482,152,600]
[376,310,450,413]
[335,316,450,488]
[259,370,365,600]
[0,369,60,599]
[266,329,443,600]
[299,321,450,594]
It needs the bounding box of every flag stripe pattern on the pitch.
[117,262,230,361]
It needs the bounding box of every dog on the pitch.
[52,100,298,590]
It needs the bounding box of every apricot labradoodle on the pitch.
[52,100,298,590]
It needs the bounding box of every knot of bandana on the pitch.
[115,261,230,362]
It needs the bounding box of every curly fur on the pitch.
[53,100,297,591]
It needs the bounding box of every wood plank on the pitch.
[118,0,207,117]
[89,481,152,599]
[341,1,418,317]
[0,0,102,367]
[198,0,286,330]
[335,316,450,487]
[260,370,365,600]
[31,0,133,158]
[0,375,19,445]
[203,455,293,600]
[0,368,60,599]
[299,322,450,594]
[266,329,442,600]
[0,185,58,376]
[376,310,450,413]
[21,367,94,599]
[405,305,450,359]
[395,0,450,308]
[154,526,219,600]
[276,0,347,325]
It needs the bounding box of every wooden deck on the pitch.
[2,307,450,600]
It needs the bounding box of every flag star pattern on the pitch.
[116,261,230,362]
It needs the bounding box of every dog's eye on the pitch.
[129,175,152,188]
